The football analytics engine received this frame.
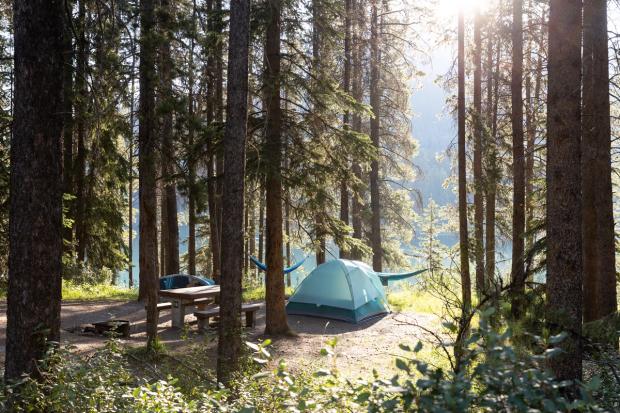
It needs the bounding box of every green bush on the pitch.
[0,318,611,412]
[62,257,113,286]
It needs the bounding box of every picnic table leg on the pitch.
[171,299,185,328]
[197,316,209,332]
[245,310,255,328]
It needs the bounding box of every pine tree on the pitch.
[510,0,525,319]
[369,0,382,271]
[5,0,64,380]
[138,0,160,348]
[264,0,290,335]
[582,0,616,327]
[546,0,583,385]
[473,5,484,296]
[217,0,251,383]
[457,10,471,313]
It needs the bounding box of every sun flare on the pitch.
[437,0,490,19]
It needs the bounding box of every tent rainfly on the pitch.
[286,259,427,323]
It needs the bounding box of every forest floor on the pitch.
[0,299,444,379]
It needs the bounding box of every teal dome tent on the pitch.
[287,259,427,323]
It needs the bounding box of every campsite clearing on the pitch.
[0,299,442,380]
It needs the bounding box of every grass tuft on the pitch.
[387,285,444,314]
[62,280,138,301]
[243,285,294,303]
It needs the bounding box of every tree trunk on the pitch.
[158,0,180,274]
[350,0,364,261]
[159,179,167,277]
[315,213,326,265]
[187,0,197,276]
[473,7,484,296]
[217,0,250,384]
[62,9,74,253]
[264,0,290,335]
[74,0,88,263]
[244,193,250,275]
[510,0,525,319]
[311,0,327,265]
[485,22,500,294]
[339,0,352,260]
[129,52,136,288]
[214,0,225,273]
[582,0,616,326]
[258,181,265,262]
[5,0,64,381]
[139,0,159,347]
[369,0,382,272]
[457,10,471,312]
[285,192,291,287]
[205,0,221,281]
[546,0,583,384]
[249,188,257,278]
[525,10,543,253]
[158,0,180,275]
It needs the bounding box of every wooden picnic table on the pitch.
[159,285,220,328]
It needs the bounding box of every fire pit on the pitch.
[92,320,131,338]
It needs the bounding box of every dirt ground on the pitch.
[0,300,439,379]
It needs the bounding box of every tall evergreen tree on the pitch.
[159,0,180,275]
[457,10,471,313]
[582,0,616,326]
[264,0,290,335]
[5,0,64,381]
[546,0,583,385]
[369,0,382,271]
[139,0,159,347]
[510,0,525,319]
[217,0,251,383]
[473,5,484,295]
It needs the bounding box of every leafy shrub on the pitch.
[246,316,605,412]
[62,257,113,285]
[0,318,611,412]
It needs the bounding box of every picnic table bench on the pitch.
[158,285,221,328]
[147,297,213,315]
[194,302,263,331]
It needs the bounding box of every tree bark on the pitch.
[264,0,290,335]
[217,0,250,384]
[139,0,159,347]
[350,0,364,261]
[159,0,180,275]
[5,0,64,381]
[62,7,74,253]
[510,0,525,319]
[129,49,137,288]
[214,0,225,274]
[205,0,221,281]
[582,0,616,325]
[312,0,326,265]
[485,22,500,294]
[525,10,543,253]
[457,10,471,312]
[339,0,352,260]
[74,0,88,262]
[159,178,167,277]
[258,181,265,263]
[546,0,583,384]
[473,7,484,296]
[369,0,382,272]
[187,0,198,276]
